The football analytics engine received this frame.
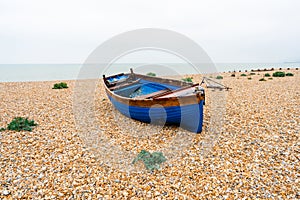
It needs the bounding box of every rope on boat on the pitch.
[200,77,231,91]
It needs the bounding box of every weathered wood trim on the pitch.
[135,88,171,99]
[152,83,199,99]
[103,72,205,107]
[109,79,140,91]
[105,87,204,107]
[135,74,192,87]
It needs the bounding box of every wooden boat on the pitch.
[103,69,205,133]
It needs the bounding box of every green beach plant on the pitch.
[264,73,271,77]
[268,78,273,80]
[231,74,236,77]
[6,117,37,131]
[53,82,68,89]
[146,72,156,77]
[272,71,285,77]
[216,75,223,79]
[248,77,252,80]
[259,78,266,81]
[182,77,193,82]
[286,72,294,76]
[241,74,247,76]
[132,150,167,171]
[249,72,256,75]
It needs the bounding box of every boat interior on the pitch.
[103,70,204,99]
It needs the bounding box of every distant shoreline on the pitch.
[0,63,299,82]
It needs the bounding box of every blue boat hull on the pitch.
[107,94,204,133]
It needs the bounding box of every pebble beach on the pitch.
[0,69,299,199]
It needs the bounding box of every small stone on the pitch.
[154,191,160,196]
[123,191,128,196]
[38,173,44,179]
[146,191,152,198]
[2,190,10,196]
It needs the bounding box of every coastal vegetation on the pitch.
[259,78,266,81]
[182,77,193,82]
[146,72,156,77]
[216,75,223,79]
[1,117,37,132]
[53,82,68,89]
[132,150,167,171]
[273,71,285,77]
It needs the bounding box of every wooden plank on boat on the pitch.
[135,88,171,99]
[109,79,140,91]
[136,74,192,87]
[152,83,199,99]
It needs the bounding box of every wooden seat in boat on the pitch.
[153,83,199,99]
[135,88,171,99]
[109,79,140,91]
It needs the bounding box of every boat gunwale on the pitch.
[103,72,205,107]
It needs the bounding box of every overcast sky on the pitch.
[1,0,300,64]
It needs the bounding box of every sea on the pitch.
[0,63,299,82]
